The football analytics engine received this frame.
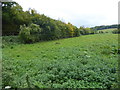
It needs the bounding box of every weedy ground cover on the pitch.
[2,33,118,88]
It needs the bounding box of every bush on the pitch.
[112,29,120,34]
[79,27,95,35]
[19,23,42,43]
[99,31,104,34]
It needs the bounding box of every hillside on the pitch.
[97,28,117,33]
[2,1,120,89]
[91,24,118,30]
[2,33,118,88]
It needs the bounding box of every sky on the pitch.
[13,0,119,28]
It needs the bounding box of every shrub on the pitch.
[79,27,95,35]
[112,29,120,34]
[99,31,104,33]
[19,23,42,43]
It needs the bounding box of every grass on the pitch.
[2,33,119,88]
[97,28,117,33]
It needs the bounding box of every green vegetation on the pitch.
[97,28,117,33]
[19,23,42,43]
[2,1,119,89]
[2,34,118,88]
[96,28,120,34]
[91,24,118,30]
[112,29,120,34]
[2,2,31,35]
[2,2,95,42]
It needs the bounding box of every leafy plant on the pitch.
[19,23,42,43]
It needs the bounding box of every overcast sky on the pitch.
[13,0,119,27]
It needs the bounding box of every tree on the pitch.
[73,26,80,37]
[2,2,32,35]
[67,22,74,37]
[19,23,42,43]
[79,27,94,35]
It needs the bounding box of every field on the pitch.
[97,28,117,33]
[2,33,118,88]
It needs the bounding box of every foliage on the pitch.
[112,29,120,34]
[91,24,118,30]
[2,34,118,88]
[2,2,87,41]
[2,2,32,35]
[79,27,95,35]
[29,11,81,40]
[2,1,119,89]
[19,23,42,43]
[67,22,74,37]
[73,26,81,37]
[97,28,118,34]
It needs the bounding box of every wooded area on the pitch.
[2,2,96,43]
[2,2,120,43]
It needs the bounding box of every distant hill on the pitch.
[97,28,117,33]
[91,24,118,30]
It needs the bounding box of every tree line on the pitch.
[91,24,120,34]
[91,24,118,30]
[2,2,99,43]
